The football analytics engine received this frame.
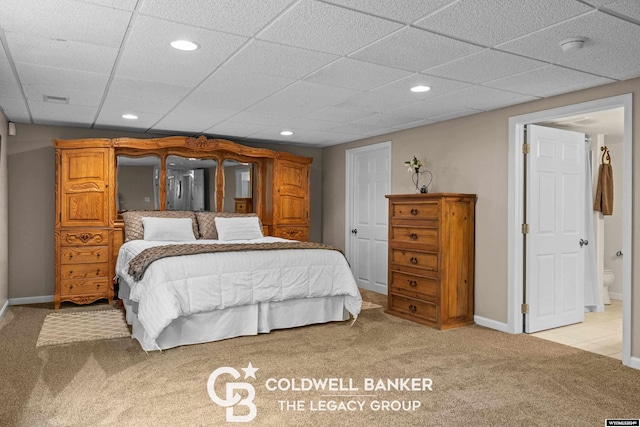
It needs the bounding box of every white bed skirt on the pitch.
[118,280,350,351]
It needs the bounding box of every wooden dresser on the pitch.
[385,193,476,330]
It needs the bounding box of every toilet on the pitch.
[603,269,614,305]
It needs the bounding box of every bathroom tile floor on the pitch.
[531,299,623,360]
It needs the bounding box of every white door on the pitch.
[346,142,390,294]
[525,125,586,333]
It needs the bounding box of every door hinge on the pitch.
[522,143,530,154]
[521,303,529,314]
[521,223,529,234]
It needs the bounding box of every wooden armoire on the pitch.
[54,136,312,309]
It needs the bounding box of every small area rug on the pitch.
[360,300,382,310]
[36,308,130,348]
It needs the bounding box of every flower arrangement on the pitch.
[404,155,432,193]
[404,156,423,172]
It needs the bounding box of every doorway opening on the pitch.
[507,94,632,367]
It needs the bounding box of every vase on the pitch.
[412,168,432,194]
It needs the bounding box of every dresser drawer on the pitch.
[60,246,108,264]
[273,227,308,241]
[390,226,438,248]
[391,202,439,221]
[60,278,111,296]
[391,249,438,271]
[60,263,109,280]
[60,229,109,246]
[390,271,437,301]
[389,294,438,323]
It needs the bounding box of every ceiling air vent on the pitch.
[43,95,69,104]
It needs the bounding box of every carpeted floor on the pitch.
[1,293,639,426]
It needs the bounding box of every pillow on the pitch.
[195,212,262,239]
[214,216,263,241]
[122,210,198,242]
[142,217,196,241]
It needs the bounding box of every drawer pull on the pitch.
[96,269,100,275]
[68,254,73,260]
[96,253,101,258]
[288,230,296,236]
[408,280,417,287]
[409,233,418,240]
[409,257,418,264]
[410,209,419,215]
[408,304,417,312]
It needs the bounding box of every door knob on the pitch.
[579,239,589,247]
[351,229,358,234]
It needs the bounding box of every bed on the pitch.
[115,211,362,351]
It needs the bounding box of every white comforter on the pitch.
[116,237,362,345]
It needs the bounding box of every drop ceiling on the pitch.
[0,0,638,147]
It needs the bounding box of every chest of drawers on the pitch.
[385,193,476,330]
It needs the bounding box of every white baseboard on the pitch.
[474,315,510,333]
[609,292,622,300]
[9,295,54,305]
[0,300,8,321]
[627,356,640,371]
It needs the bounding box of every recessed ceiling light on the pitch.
[122,114,138,120]
[171,40,199,51]
[410,85,431,93]
[280,130,293,136]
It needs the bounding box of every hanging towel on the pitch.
[593,163,614,215]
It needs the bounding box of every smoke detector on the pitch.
[560,37,586,53]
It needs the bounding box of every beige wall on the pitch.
[0,112,8,312]
[322,77,640,358]
[117,166,156,211]
[6,125,322,300]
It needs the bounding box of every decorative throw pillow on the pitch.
[142,217,196,241]
[214,216,264,241]
[195,212,262,239]
[122,210,198,242]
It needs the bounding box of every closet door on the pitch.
[59,148,110,227]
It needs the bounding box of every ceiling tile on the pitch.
[303,58,413,90]
[602,0,640,20]
[0,0,131,47]
[95,109,163,129]
[222,40,339,79]
[258,0,403,55]
[151,105,238,134]
[0,81,22,99]
[115,15,248,85]
[23,85,103,107]
[439,86,540,110]
[205,121,271,138]
[329,122,389,135]
[247,81,361,116]
[322,0,455,23]
[424,49,548,84]
[140,0,296,36]
[77,0,138,10]
[198,68,296,108]
[353,113,425,128]
[484,65,615,97]
[371,74,472,101]
[351,27,483,71]
[104,77,191,115]
[497,11,640,79]
[334,91,419,114]
[28,101,97,125]
[415,0,593,46]
[386,97,472,120]
[7,33,119,73]
[299,105,376,122]
[15,63,110,93]
[391,118,436,130]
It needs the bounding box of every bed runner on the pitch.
[128,241,344,281]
